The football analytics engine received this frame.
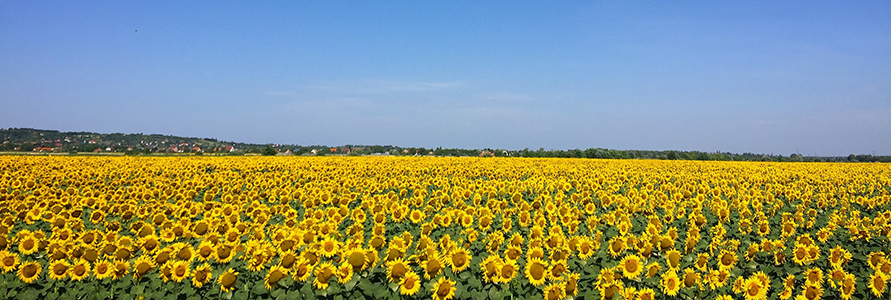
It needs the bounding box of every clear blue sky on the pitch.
[2,1,889,156]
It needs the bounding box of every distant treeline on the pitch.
[2,128,887,162]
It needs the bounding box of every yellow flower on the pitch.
[17,260,41,284]
[422,252,444,280]
[869,271,888,297]
[0,250,19,273]
[265,265,287,289]
[94,260,113,280]
[213,243,236,263]
[743,277,767,300]
[192,263,212,288]
[133,255,154,280]
[170,260,190,283]
[431,276,457,300]
[292,257,314,282]
[619,254,643,279]
[68,259,90,281]
[496,259,518,284]
[218,268,238,293]
[637,288,656,300]
[543,282,566,300]
[661,270,680,296]
[683,268,700,289]
[564,272,580,296]
[386,258,410,283]
[336,263,353,284]
[319,236,341,258]
[19,236,39,255]
[449,247,471,273]
[525,257,548,286]
[48,260,69,280]
[839,273,856,300]
[313,262,336,290]
[399,271,421,295]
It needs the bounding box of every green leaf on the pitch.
[488,286,503,300]
[233,290,249,300]
[20,290,40,300]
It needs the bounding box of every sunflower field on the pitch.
[0,156,889,300]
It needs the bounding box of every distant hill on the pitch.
[0,128,275,154]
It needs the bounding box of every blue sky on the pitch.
[2,1,889,156]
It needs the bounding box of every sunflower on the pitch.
[683,268,700,289]
[743,277,767,300]
[0,250,19,273]
[342,247,367,271]
[449,247,471,273]
[804,268,823,287]
[192,263,212,288]
[94,260,113,280]
[386,258,410,283]
[543,282,566,300]
[599,280,623,300]
[480,255,502,283]
[661,270,680,296]
[399,271,421,295]
[19,236,39,255]
[525,257,548,286]
[718,249,737,270]
[422,253,445,279]
[18,261,41,284]
[496,259,518,284]
[318,236,341,258]
[112,259,129,280]
[218,268,238,293]
[68,259,90,281]
[336,263,353,284]
[49,260,69,280]
[196,241,214,262]
[645,262,661,278]
[431,276,457,300]
[213,243,236,263]
[313,262,336,290]
[264,265,287,289]
[620,254,643,279]
[292,257,313,282]
[869,271,887,297]
[565,272,580,296]
[170,260,190,283]
[839,273,855,300]
[802,283,823,300]
[549,259,568,280]
[132,255,154,280]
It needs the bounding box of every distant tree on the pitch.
[848,154,857,162]
[667,151,677,160]
[262,146,277,156]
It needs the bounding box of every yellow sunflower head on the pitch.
[18,260,41,284]
[191,263,212,288]
[431,276,457,300]
[525,257,548,286]
[218,268,238,293]
[48,260,69,280]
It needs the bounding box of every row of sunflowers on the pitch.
[0,156,889,300]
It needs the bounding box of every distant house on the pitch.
[330,147,337,152]
[88,140,96,144]
[192,147,202,152]
[225,145,235,152]
[93,148,102,153]
[311,149,318,154]
[33,147,54,152]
